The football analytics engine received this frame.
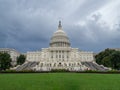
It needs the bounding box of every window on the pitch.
[62,55,64,58]
[69,63,71,66]
[51,55,53,58]
[67,56,69,58]
[40,63,43,67]
[50,63,51,67]
[59,55,61,58]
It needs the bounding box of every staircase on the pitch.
[16,62,39,71]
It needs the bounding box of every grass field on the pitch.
[0,73,120,90]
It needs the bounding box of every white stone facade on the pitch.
[0,48,20,66]
[26,21,95,71]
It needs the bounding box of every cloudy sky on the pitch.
[0,0,120,53]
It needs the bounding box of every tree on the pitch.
[17,54,26,65]
[101,56,112,67]
[0,53,12,71]
[95,49,115,65]
[111,51,120,70]
[95,49,120,70]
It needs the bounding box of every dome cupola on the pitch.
[50,21,70,47]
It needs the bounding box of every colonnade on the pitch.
[50,42,70,47]
[50,50,69,61]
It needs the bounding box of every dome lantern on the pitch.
[58,20,62,30]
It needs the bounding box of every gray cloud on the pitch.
[0,0,120,53]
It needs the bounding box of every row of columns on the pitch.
[50,42,70,47]
[50,50,69,60]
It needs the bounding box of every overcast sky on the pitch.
[0,0,120,53]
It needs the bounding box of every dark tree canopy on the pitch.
[95,49,120,70]
[17,54,26,65]
[0,53,12,71]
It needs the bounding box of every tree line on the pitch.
[0,53,26,71]
[95,49,120,70]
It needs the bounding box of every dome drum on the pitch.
[50,42,70,47]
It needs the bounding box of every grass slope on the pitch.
[0,73,120,90]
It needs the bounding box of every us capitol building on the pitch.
[15,21,109,71]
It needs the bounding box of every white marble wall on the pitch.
[26,47,94,71]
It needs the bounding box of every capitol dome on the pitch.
[50,21,70,47]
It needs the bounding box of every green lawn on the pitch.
[0,73,120,90]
